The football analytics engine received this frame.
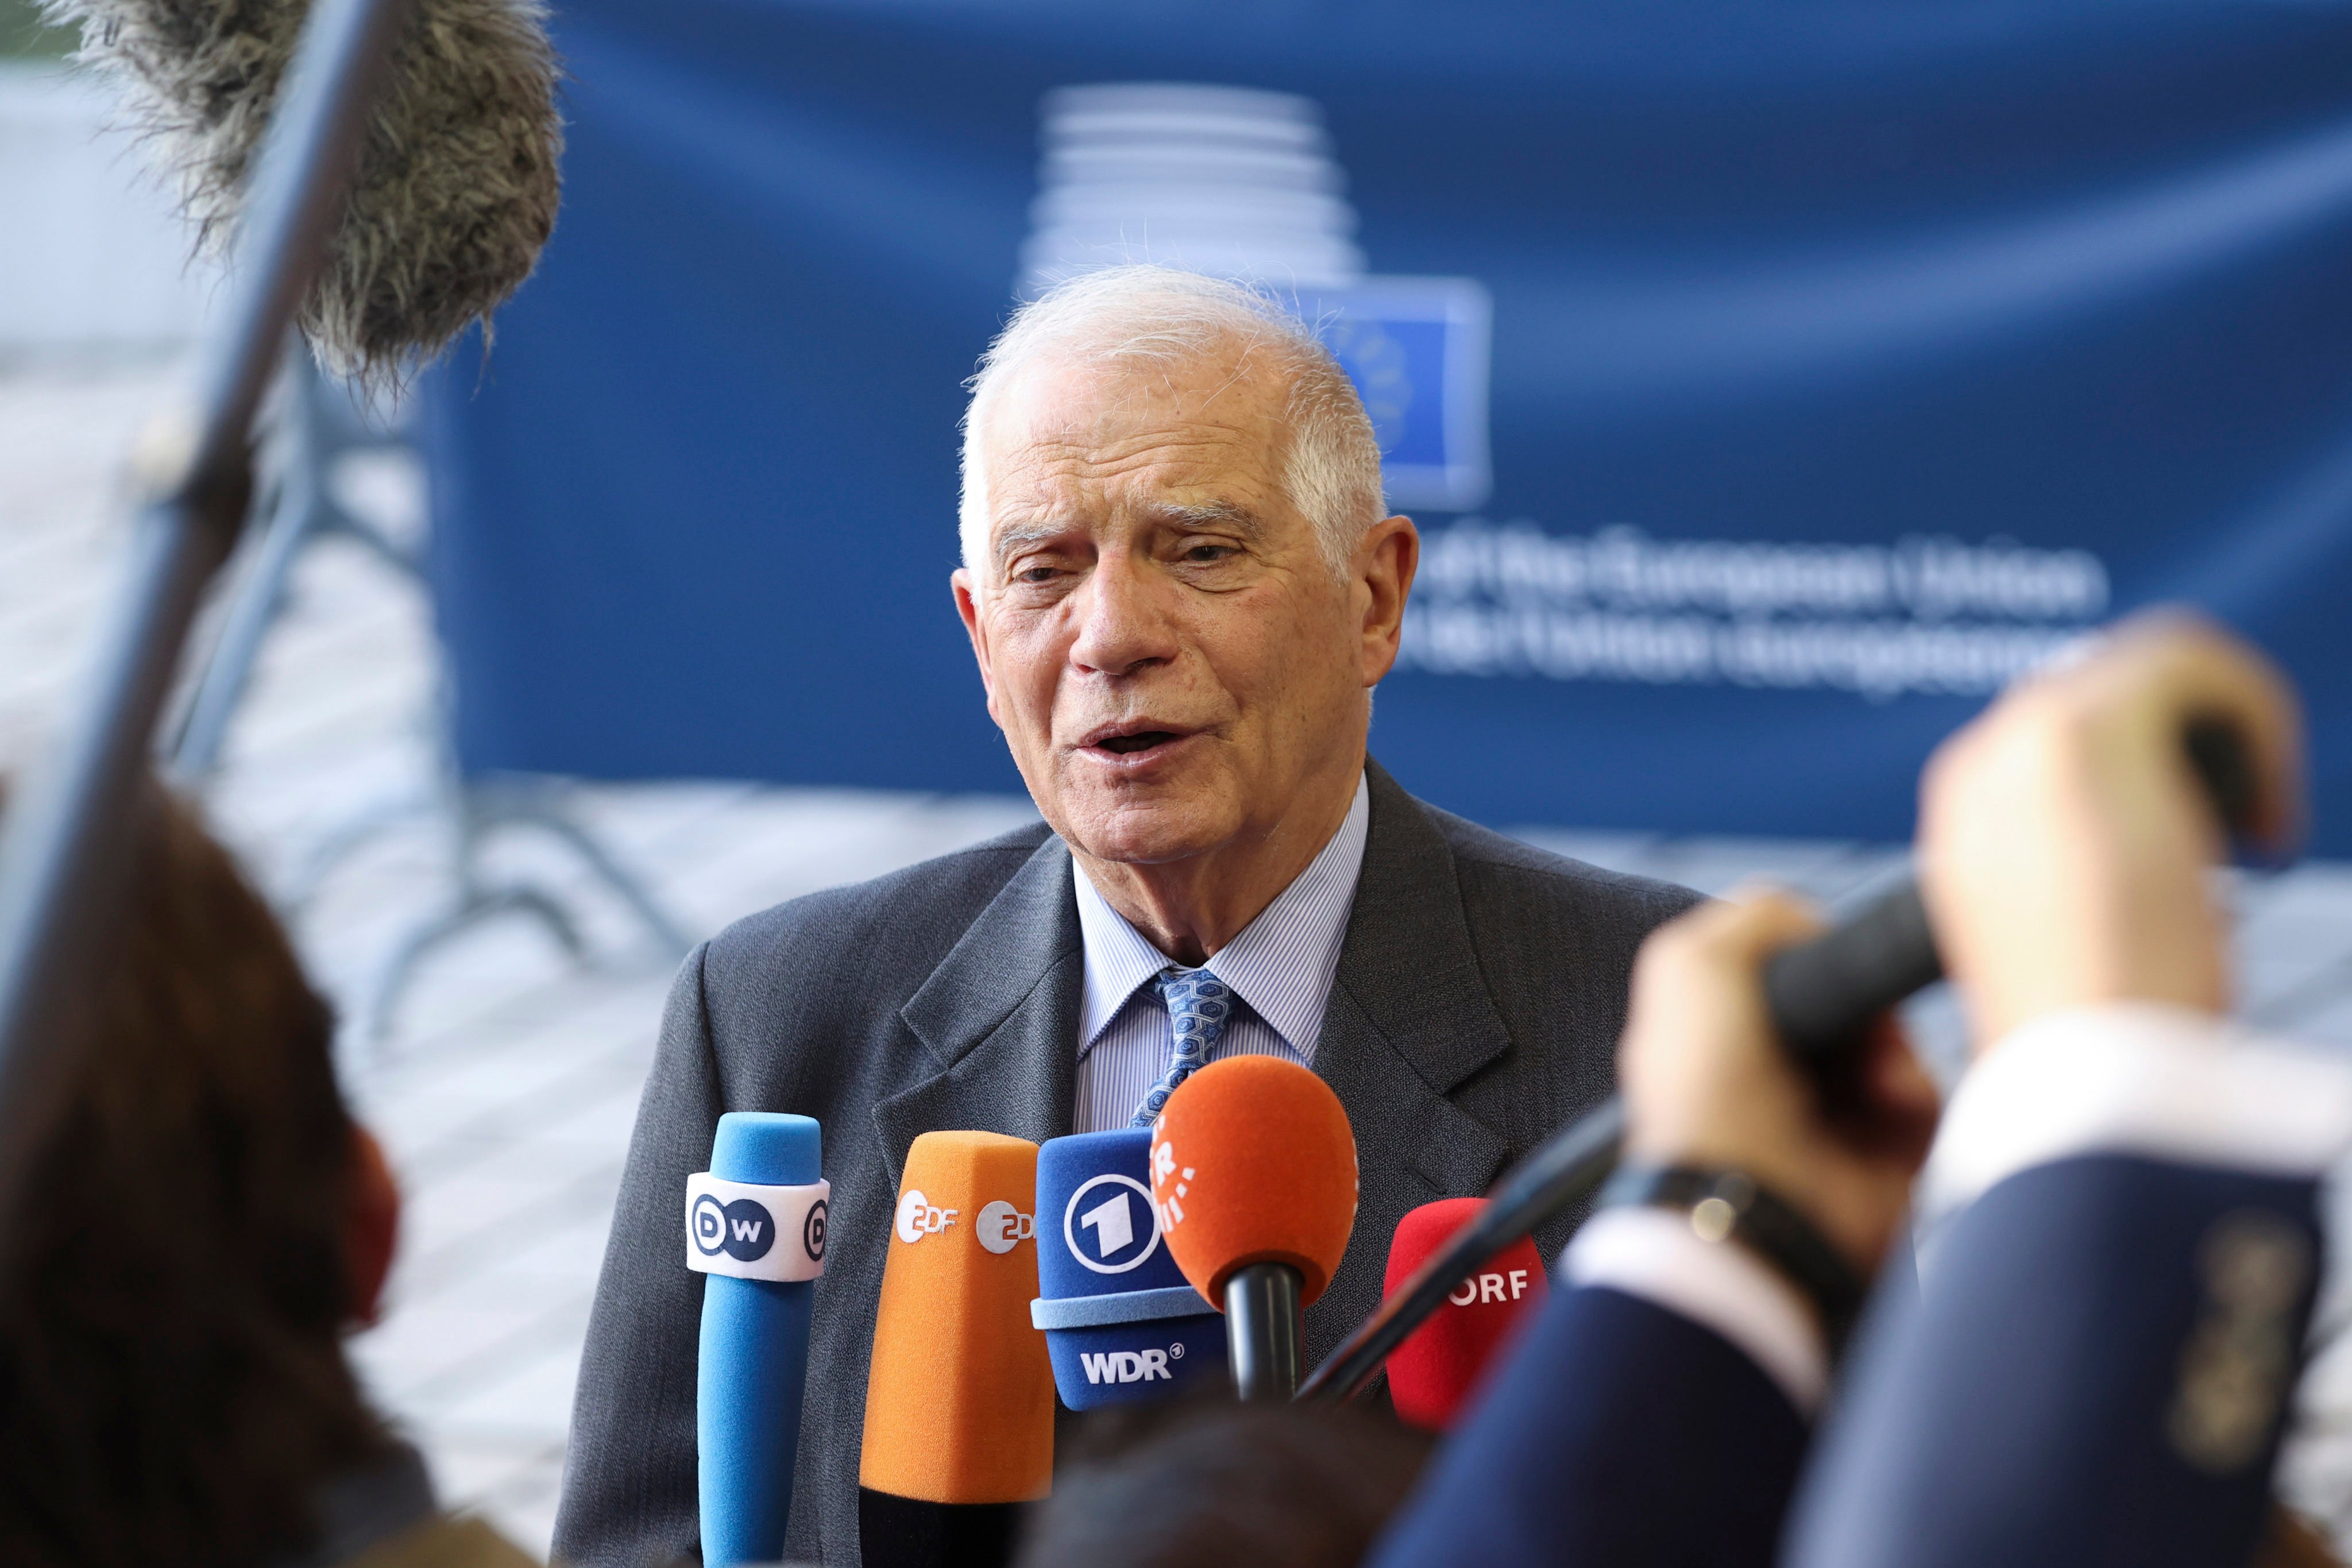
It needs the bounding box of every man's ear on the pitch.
[953,568,1000,712]
[345,1124,400,1330]
[1357,514,1420,685]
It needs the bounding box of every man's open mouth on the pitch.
[1081,722,1195,757]
[1096,731,1181,755]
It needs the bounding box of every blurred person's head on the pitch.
[0,781,401,1568]
[952,265,1418,954]
[1016,1395,1432,1568]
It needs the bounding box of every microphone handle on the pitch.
[1225,1262,1304,1400]
[1761,713,2256,1065]
[700,1277,814,1565]
[1299,717,2258,1404]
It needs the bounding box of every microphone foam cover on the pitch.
[698,1113,821,1566]
[1149,1056,1356,1305]
[44,0,562,384]
[1034,1129,1226,1409]
[1382,1198,1548,1431]
[860,1131,1054,1505]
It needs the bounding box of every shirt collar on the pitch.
[1074,773,1372,1057]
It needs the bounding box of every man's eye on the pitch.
[1013,565,1060,585]
[1183,544,1236,563]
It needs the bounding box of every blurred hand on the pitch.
[1619,892,1941,1278]
[1918,611,2303,1051]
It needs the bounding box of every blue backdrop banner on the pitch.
[423,0,2352,849]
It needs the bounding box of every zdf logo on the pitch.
[976,1200,1036,1256]
[895,1189,957,1243]
[692,1194,777,1264]
[894,1189,1034,1253]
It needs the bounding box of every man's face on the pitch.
[953,347,1391,868]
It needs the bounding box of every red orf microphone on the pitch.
[1381,1198,1548,1430]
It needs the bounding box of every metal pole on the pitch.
[0,0,414,1245]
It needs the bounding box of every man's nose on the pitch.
[1067,553,1181,677]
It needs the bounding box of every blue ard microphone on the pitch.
[1031,1129,1225,1407]
[688,1112,831,1566]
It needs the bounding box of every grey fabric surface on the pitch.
[550,761,1700,1567]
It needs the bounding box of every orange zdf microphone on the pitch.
[860,1131,1055,1568]
[1382,1198,1548,1430]
[1149,1057,1357,1400]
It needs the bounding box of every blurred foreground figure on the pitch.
[1375,613,2352,1568]
[1017,1396,1430,1568]
[0,781,536,1568]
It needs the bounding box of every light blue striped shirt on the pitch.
[1071,774,1370,1133]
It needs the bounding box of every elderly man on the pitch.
[553,265,1698,1566]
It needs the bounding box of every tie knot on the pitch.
[1155,965,1233,1029]
[1156,967,1237,1059]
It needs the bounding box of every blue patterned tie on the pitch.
[1131,966,1235,1127]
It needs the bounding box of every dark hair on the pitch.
[0,783,387,1567]
[1017,1395,1434,1568]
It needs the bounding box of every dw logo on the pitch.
[691,1193,777,1264]
[1063,1173,1161,1276]
[802,1198,828,1262]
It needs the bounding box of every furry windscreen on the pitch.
[44,0,563,387]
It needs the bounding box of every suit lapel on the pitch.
[878,835,1083,1187]
[1307,762,1515,1356]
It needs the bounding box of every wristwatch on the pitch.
[1600,1163,1868,1359]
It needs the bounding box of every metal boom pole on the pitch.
[0,0,414,1246]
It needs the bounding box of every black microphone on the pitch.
[1763,716,2257,1065]
[1299,717,2260,1404]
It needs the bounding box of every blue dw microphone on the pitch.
[689,1112,831,1566]
[1032,1128,1225,1407]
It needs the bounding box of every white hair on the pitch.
[959,265,1385,584]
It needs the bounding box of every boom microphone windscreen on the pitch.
[1033,1129,1226,1409]
[1381,1198,1546,1431]
[690,1113,829,1567]
[42,0,561,384]
[860,1131,1055,1567]
[1149,1056,1357,1305]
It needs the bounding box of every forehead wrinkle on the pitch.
[998,422,1266,491]
[976,357,1292,571]
[986,496,1268,570]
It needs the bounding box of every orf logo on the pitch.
[895,1188,958,1245]
[691,1193,778,1263]
[1449,1269,1532,1307]
[1063,1173,1161,1275]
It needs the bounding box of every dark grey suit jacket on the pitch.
[551,762,1698,1566]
